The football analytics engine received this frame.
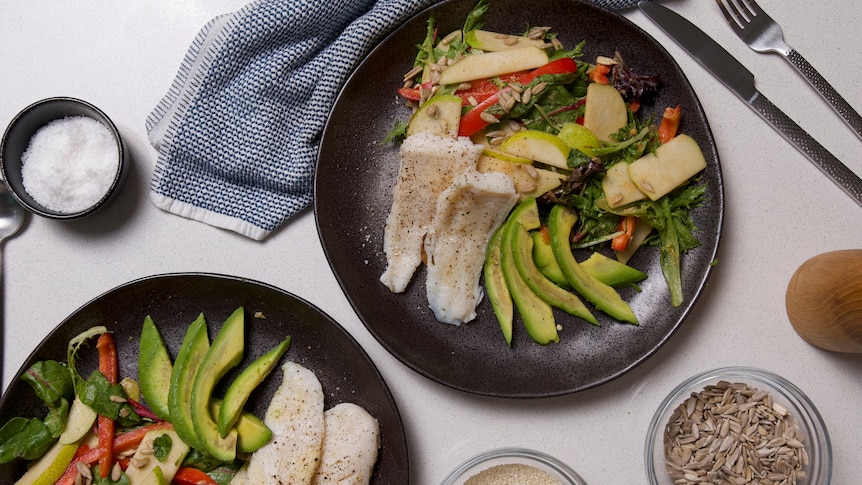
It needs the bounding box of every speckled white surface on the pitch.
[1,1,860,484]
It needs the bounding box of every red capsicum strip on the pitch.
[658,105,681,143]
[611,215,637,251]
[174,467,220,485]
[55,422,175,485]
[96,333,118,479]
[458,57,580,137]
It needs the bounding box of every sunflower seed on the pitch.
[479,111,498,124]
[663,382,807,484]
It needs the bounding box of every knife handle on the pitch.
[785,49,862,141]
[750,92,862,207]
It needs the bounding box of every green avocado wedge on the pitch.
[509,222,597,325]
[168,313,209,451]
[580,252,647,288]
[138,316,173,421]
[549,205,638,324]
[484,227,514,346]
[210,399,272,454]
[501,199,559,345]
[531,228,569,288]
[190,308,244,461]
[217,336,291,437]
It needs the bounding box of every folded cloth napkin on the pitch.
[146,0,640,240]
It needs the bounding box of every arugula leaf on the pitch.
[463,0,489,34]
[601,182,706,306]
[383,119,409,145]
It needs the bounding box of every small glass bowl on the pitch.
[645,367,831,484]
[441,447,587,485]
[0,97,126,220]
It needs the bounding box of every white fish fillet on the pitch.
[380,132,484,293]
[425,170,518,324]
[230,361,325,485]
[311,403,380,485]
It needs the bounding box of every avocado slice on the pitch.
[210,399,272,454]
[501,199,559,345]
[168,313,209,451]
[168,313,210,451]
[484,226,514,346]
[218,336,291,437]
[509,222,597,325]
[548,205,638,324]
[190,308,244,461]
[531,228,569,288]
[580,252,647,288]
[139,316,173,422]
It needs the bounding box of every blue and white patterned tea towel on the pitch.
[146,0,641,240]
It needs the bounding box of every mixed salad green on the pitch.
[386,0,708,343]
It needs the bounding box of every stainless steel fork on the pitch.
[716,0,862,141]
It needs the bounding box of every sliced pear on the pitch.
[15,432,96,485]
[439,46,549,85]
[476,154,536,195]
[464,29,545,51]
[406,95,462,138]
[557,122,601,157]
[481,147,532,164]
[520,167,566,199]
[628,134,707,200]
[583,83,627,142]
[602,162,646,208]
[58,397,97,445]
[499,130,570,169]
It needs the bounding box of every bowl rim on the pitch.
[0,96,125,220]
[441,447,588,485]
[644,366,832,484]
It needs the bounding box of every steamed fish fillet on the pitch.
[380,132,484,293]
[425,170,518,324]
[311,403,380,485]
[230,361,325,485]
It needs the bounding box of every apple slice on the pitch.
[602,162,646,208]
[627,134,706,200]
[464,29,545,52]
[439,46,549,86]
[583,83,627,142]
[498,130,570,169]
[406,95,462,138]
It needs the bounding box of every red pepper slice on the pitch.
[658,105,681,143]
[96,333,118,478]
[611,215,637,251]
[174,467,219,485]
[458,57,580,137]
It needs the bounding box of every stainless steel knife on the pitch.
[638,0,862,208]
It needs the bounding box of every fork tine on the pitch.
[716,0,746,30]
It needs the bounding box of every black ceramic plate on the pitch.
[315,0,723,398]
[0,273,407,483]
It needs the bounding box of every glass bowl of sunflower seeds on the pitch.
[645,367,831,484]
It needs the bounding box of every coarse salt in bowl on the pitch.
[645,367,831,484]
[0,97,126,219]
[441,448,588,485]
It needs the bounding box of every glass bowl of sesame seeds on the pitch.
[441,447,587,485]
[645,367,831,484]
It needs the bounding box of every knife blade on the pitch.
[638,0,862,208]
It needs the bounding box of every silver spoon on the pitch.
[0,181,24,387]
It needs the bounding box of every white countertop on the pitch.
[1,1,860,483]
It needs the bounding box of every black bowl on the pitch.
[0,97,126,219]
